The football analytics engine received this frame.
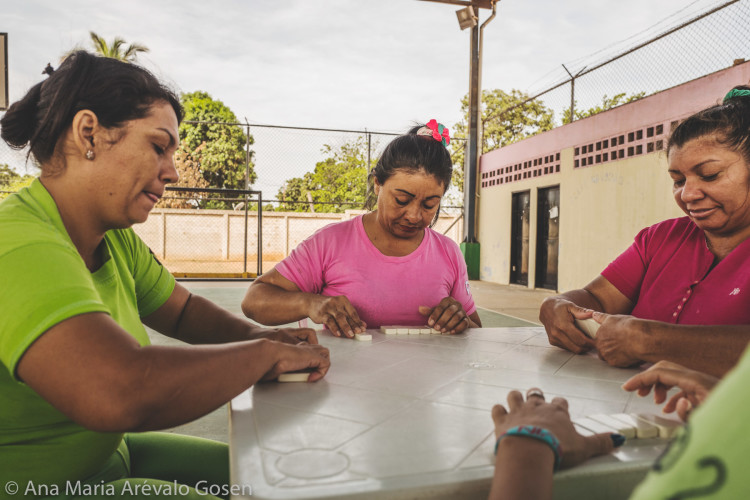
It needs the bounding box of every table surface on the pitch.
[229,327,677,500]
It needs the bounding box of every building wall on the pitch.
[133,209,464,275]
[478,61,750,292]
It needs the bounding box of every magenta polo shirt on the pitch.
[276,215,476,328]
[602,217,750,325]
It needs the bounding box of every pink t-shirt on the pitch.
[275,215,476,328]
[601,217,750,325]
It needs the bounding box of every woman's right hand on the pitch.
[539,297,596,354]
[308,295,367,338]
[264,341,331,382]
[621,360,719,421]
[251,327,319,345]
[492,388,615,469]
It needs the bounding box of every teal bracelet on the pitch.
[494,425,562,471]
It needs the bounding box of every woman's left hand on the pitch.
[591,311,645,367]
[251,327,319,345]
[493,389,615,469]
[621,360,718,421]
[419,297,472,334]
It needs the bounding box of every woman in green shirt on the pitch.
[0,51,329,499]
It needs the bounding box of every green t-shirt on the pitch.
[629,346,750,499]
[0,179,175,488]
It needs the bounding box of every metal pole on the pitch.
[244,199,249,276]
[257,191,263,276]
[562,64,575,123]
[243,123,251,275]
[463,1,497,243]
[366,131,372,173]
[463,22,480,244]
[570,78,575,123]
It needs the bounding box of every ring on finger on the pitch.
[527,389,545,401]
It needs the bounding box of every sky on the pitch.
[1,0,731,198]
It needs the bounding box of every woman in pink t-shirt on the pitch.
[539,86,750,377]
[243,121,482,337]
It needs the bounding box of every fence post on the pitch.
[223,213,230,260]
[257,191,263,276]
[285,215,290,256]
[244,123,251,275]
[366,130,371,173]
[562,64,585,123]
[161,212,167,260]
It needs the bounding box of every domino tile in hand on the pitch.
[574,318,600,338]
[277,372,311,383]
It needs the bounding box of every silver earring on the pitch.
[85,150,95,160]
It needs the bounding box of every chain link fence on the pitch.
[247,123,395,210]
[505,0,749,127]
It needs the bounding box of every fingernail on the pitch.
[610,434,626,448]
[428,319,434,326]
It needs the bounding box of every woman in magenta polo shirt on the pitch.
[540,86,750,377]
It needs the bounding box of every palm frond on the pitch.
[87,33,150,62]
[122,43,149,61]
[89,31,109,55]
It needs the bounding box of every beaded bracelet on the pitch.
[494,425,562,471]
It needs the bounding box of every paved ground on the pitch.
[471,280,556,325]
[150,280,558,442]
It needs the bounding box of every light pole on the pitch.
[419,0,498,279]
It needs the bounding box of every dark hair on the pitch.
[364,124,453,224]
[1,50,183,165]
[667,85,750,164]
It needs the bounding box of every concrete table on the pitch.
[229,327,674,500]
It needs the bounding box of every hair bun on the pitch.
[0,82,42,149]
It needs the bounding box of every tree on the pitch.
[179,91,255,201]
[562,92,646,124]
[278,176,310,212]
[156,143,210,209]
[88,32,149,62]
[0,164,20,186]
[277,137,372,213]
[0,167,35,201]
[451,89,554,191]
